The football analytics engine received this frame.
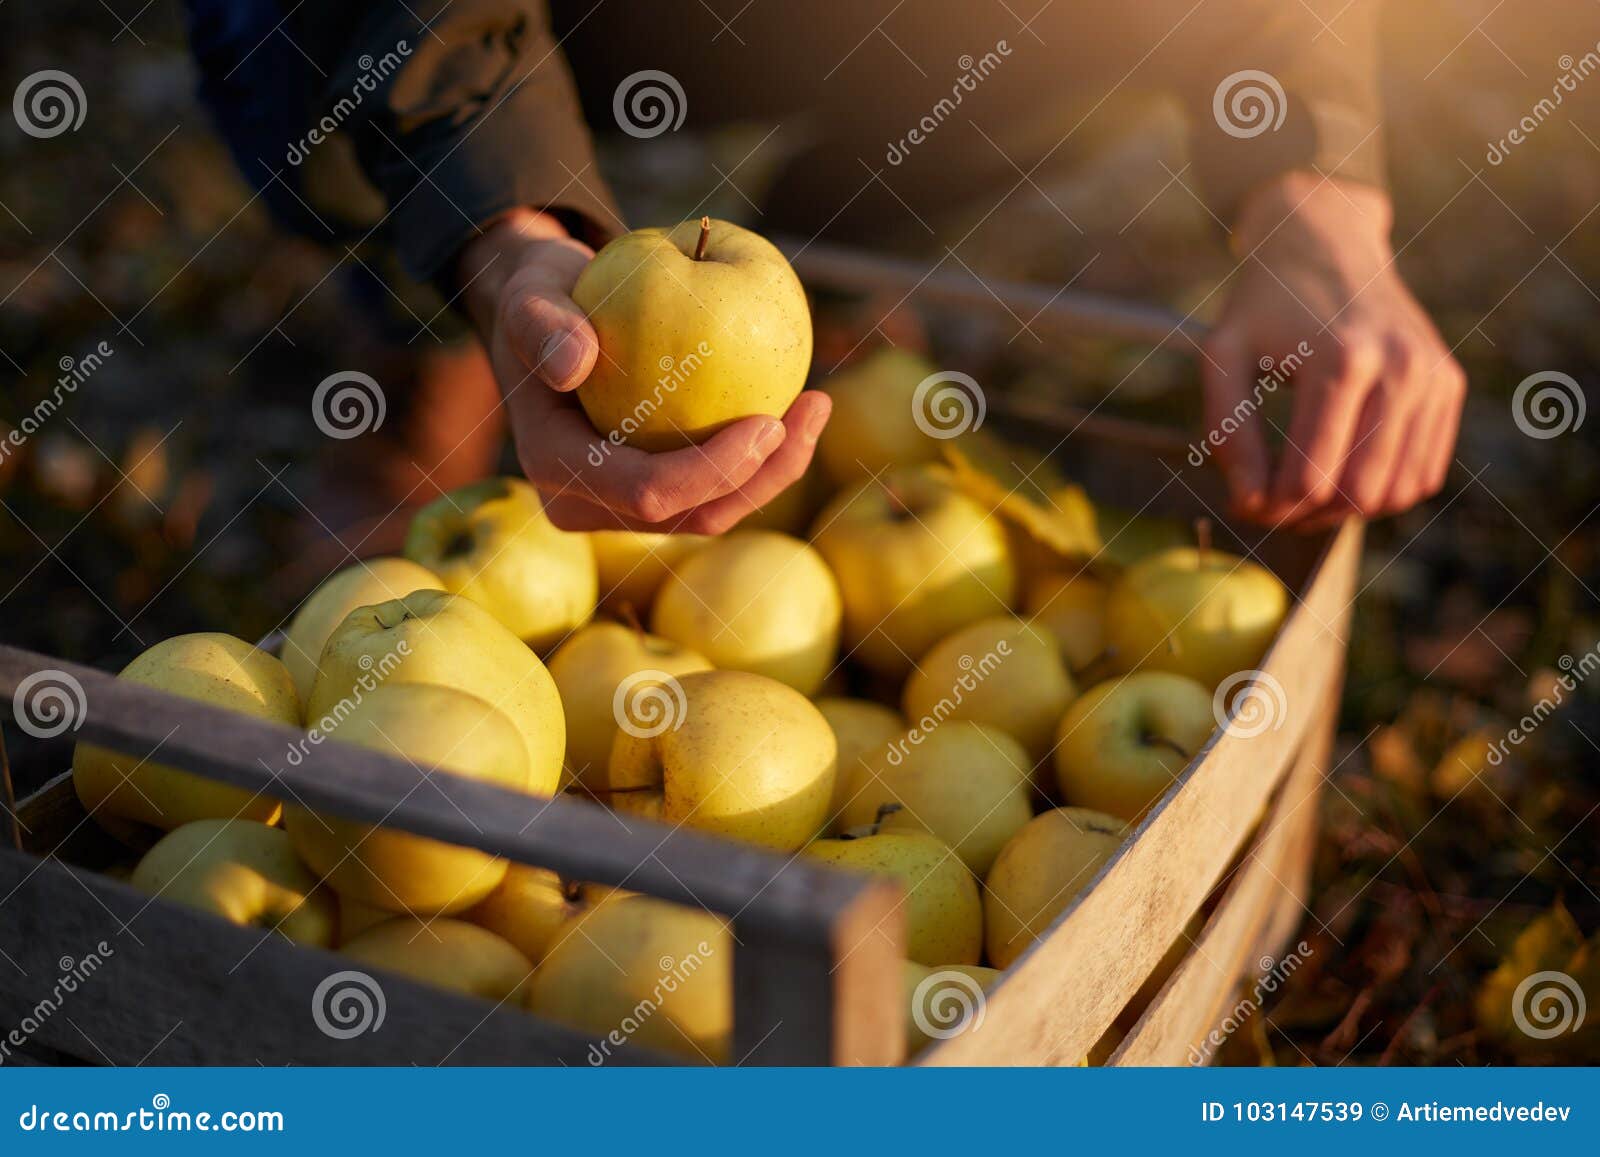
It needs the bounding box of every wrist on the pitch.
[1231,172,1393,263]
[457,208,575,333]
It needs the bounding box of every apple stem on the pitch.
[693,216,711,261]
[1194,517,1212,565]
[871,802,904,834]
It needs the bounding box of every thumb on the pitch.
[502,286,599,392]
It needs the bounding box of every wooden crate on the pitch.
[0,414,1361,1066]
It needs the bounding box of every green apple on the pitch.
[1052,672,1215,821]
[529,895,732,1063]
[903,961,1003,1055]
[461,864,588,965]
[588,530,708,616]
[340,917,533,1005]
[286,683,530,916]
[815,347,943,486]
[811,466,1016,678]
[983,806,1127,968]
[1104,545,1288,688]
[74,633,300,833]
[308,589,565,794]
[651,530,840,695]
[842,722,1032,876]
[1023,570,1109,675]
[405,477,596,653]
[598,670,835,852]
[814,697,904,834]
[901,616,1076,765]
[281,557,442,705]
[546,621,712,792]
[130,819,336,945]
[572,217,811,451]
[805,830,981,966]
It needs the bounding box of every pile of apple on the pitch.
[69,220,1290,1064]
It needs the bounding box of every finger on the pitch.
[1422,362,1467,496]
[676,393,832,535]
[1377,392,1449,516]
[1334,380,1412,519]
[538,491,674,533]
[1263,343,1379,521]
[500,244,600,392]
[1199,330,1273,516]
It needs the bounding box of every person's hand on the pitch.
[457,208,830,533]
[1201,173,1466,530]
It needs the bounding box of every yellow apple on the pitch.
[308,589,564,794]
[842,722,1032,876]
[546,621,712,792]
[805,831,981,966]
[572,217,811,451]
[814,697,904,833]
[599,670,835,852]
[983,806,1127,968]
[811,466,1016,678]
[903,961,1003,1055]
[281,557,442,705]
[461,864,587,965]
[338,896,394,945]
[1104,546,1288,688]
[1052,672,1215,821]
[1023,570,1109,674]
[286,682,531,915]
[589,531,708,616]
[651,530,841,695]
[736,463,831,535]
[404,477,596,653]
[74,633,299,833]
[815,347,943,486]
[901,616,1075,765]
[130,819,336,946]
[340,917,532,1005]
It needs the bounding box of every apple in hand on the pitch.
[1024,570,1109,675]
[546,620,712,792]
[1104,541,1288,688]
[597,670,835,852]
[572,217,812,450]
[814,697,904,833]
[842,721,1032,876]
[805,829,982,966]
[1052,672,1215,822]
[309,589,565,794]
[286,683,531,916]
[131,819,337,946]
[74,633,300,834]
[530,895,732,1063]
[651,531,841,696]
[902,616,1075,766]
[589,531,708,616]
[815,347,943,486]
[340,917,533,1005]
[811,466,1016,678]
[405,477,596,653]
[983,806,1127,968]
[281,557,442,704]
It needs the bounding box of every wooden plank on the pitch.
[1109,689,1335,1065]
[919,518,1362,1066]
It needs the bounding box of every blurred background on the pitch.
[1,0,1596,1064]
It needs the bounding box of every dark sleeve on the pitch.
[1163,0,1386,226]
[307,0,622,281]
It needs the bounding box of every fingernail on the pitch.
[804,406,830,442]
[538,330,583,388]
[753,419,786,455]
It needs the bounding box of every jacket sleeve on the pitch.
[308,0,622,281]
[1165,0,1386,226]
